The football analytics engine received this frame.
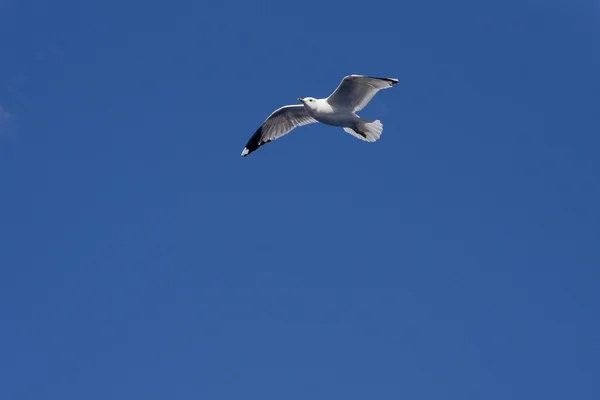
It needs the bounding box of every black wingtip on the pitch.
[241,125,272,157]
[379,77,399,85]
[364,75,399,86]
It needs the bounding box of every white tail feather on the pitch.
[343,119,383,142]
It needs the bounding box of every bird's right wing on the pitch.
[241,105,317,156]
[326,75,399,112]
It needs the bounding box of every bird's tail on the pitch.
[343,119,383,142]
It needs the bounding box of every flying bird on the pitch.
[240,75,399,157]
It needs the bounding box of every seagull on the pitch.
[240,74,399,157]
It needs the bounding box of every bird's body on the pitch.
[241,75,399,157]
[302,99,357,127]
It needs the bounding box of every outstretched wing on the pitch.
[326,75,399,112]
[241,105,317,156]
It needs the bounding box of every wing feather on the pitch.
[326,75,399,112]
[241,105,317,156]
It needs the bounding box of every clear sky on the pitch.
[1,1,599,399]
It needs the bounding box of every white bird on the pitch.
[241,74,399,156]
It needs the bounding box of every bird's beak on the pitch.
[298,97,305,103]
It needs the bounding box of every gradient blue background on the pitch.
[1,1,599,399]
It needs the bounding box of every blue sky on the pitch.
[1,0,599,399]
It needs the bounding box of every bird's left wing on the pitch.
[241,105,317,156]
[326,75,398,112]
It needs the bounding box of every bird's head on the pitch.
[298,97,318,109]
